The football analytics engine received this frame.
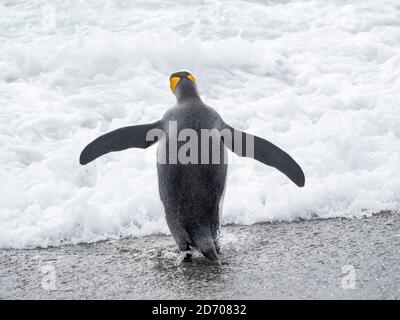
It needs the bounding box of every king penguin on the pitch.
[79,71,305,264]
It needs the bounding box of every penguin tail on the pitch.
[192,230,220,264]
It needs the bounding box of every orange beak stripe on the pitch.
[170,77,181,93]
[187,74,196,84]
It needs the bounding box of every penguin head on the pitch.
[169,71,199,101]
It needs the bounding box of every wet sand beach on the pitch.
[1,212,399,299]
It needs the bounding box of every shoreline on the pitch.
[0,212,399,299]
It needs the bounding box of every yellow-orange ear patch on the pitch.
[187,74,196,84]
[170,77,181,92]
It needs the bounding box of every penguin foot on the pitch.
[181,250,193,262]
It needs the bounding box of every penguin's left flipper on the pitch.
[80,121,162,165]
[222,123,305,187]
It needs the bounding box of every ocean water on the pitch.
[1,0,399,249]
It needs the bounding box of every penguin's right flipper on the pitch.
[222,123,305,187]
[80,121,162,165]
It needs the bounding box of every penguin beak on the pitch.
[170,74,196,93]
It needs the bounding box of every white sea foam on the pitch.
[1,0,399,248]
